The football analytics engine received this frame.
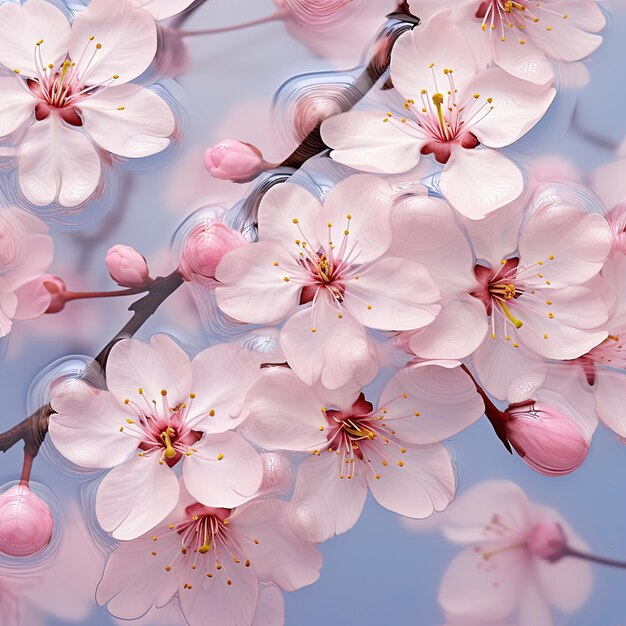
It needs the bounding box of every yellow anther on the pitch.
[161,389,168,396]
[113,74,119,79]
[95,43,102,49]
[217,453,224,460]
[273,261,279,266]
[283,276,290,282]
[543,334,549,339]
[165,566,171,571]
[397,460,404,467]
[189,393,196,399]
[209,409,215,416]
[311,327,316,333]
[117,106,125,110]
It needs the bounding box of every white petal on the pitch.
[183,431,263,508]
[321,110,426,174]
[96,453,179,540]
[49,378,137,468]
[492,37,555,86]
[0,0,70,77]
[344,256,440,331]
[440,148,523,219]
[0,77,36,137]
[130,0,195,20]
[18,115,101,207]
[69,0,157,85]
[81,84,174,158]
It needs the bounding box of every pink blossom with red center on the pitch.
[216,174,441,389]
[242,362,484,541]
[96,486,321,626]
[0,0,176,208]
[439,480,592,625]
[410,1,605,84]
[321,11,556,219]
[49,335,264,540]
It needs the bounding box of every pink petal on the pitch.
[69,0,157,85]
[321,110,427,174]
[492,37,555,86]
[440,148,524,219]
[130,0,195,20]
[183,431,263,508]
[106,335,192,407]
[289,454,368,542]
[252,584,285,626]
[231,500,322,591]
[18,116,101,207]
[390,10,477,101]
[366,443,456,518]
[0,77,36,137]
[318,175,394,262]
[96,453,179,540]
[242,367,328,451]
[49,379,137,468]
[215,241,302,324]
[280,298,379,390]
[379,363,485,444]
[0,0,70,77]
[81,84,174,158]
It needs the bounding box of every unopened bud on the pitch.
[179,221,247,284]
[43,275,67,313]
[0,485,54,557]
[204,139,274,183]
[527,521,568,563]
[105,244,151,288]
[504,402,589,477]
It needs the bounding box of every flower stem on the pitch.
[565,546,626,570]
[60,286,150,303]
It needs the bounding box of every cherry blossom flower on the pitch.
[392,185,611,400]
[0,0,176,208]
[215,175,441,389]
[439,480,592,625]
[49,335,264,540]
[242,362,484,541]
[97,485,321,626]
[409,0,605,85]
[321,11,556,219]
[0,207,54,337]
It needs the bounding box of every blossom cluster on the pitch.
[0,0,623,625]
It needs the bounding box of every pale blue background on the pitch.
[1,1,626,624]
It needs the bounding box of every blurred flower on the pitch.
[0,207,53,337]
[49,335,264,540]
[130,0,196,20]
[204,139,276,183]
[322,11,555,219]
[439,480,592,625]
[0,485,53,557]
[179,220,248,286]
[0,0,176,208]
[105,244,151,288]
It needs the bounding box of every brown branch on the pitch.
[0,271,184,461]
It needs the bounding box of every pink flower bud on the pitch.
[204,139,272,183]
[105,244,150,288]
[179,221,248,284]
[258,452,295,497]
[504,402,589,477]
[527,521,568,563]
[0,485,54,557]
[43,275,67,314]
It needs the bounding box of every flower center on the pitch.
[150,505,258,588]
[475,0,569,43]
[383,65,492,164]
[119,389,212,466]
[10,37,122,126]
